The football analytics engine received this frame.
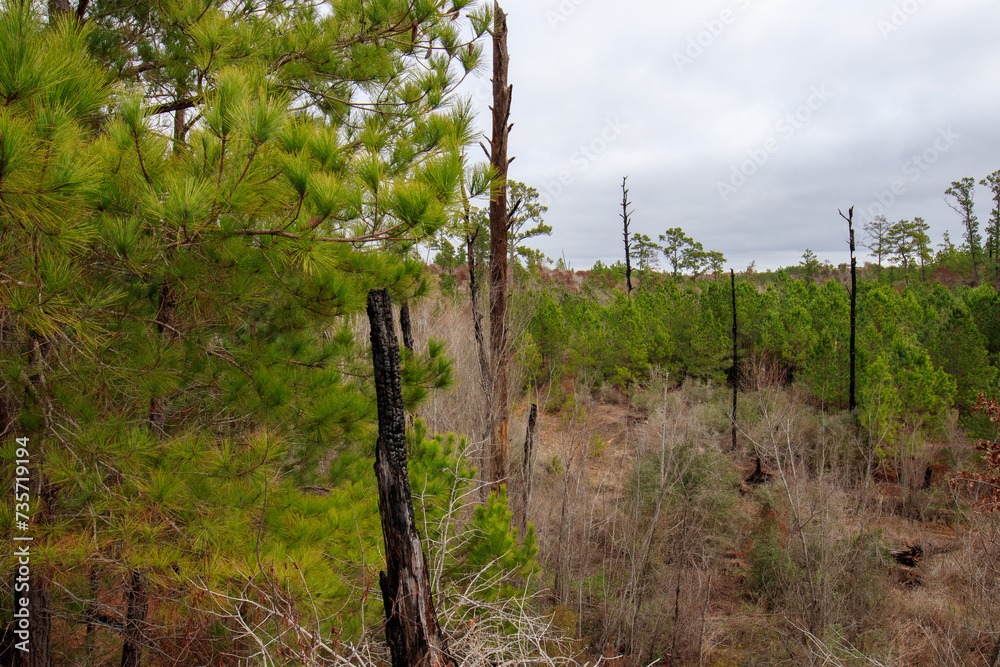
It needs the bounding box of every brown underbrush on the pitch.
[402,290,998,667]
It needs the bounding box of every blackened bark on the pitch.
[730,269,738,452]
[400,303,415,352]
[487,2,512,492]
[622,177,633,296]
[84,567,97,667]
[518,403,538,534]
[466,229,491,397]
[150,281,177,433]
[368,289,455,667]
[841,207,857,412]
[119,571,147,667]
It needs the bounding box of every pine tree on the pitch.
[980,170,1000,290]
[631,233,662,273]
[507,180,551,268]
[886,220,917,284]
[911,217,933,281]
[660,227,693,278]
[862,215,893,269]
[946,177,981,285]
[0,0,491,661]
[799,249,820,283]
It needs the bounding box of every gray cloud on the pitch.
[459,0,1000,271]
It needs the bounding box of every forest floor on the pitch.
[515,382,992,666]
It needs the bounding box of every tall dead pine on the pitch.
[730,268,738,451]
[487,1,513,492]
[840,206,857,412]
[368,289,455,667]
[518,403,538,534]
[622,176,633,295]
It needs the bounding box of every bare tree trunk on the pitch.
[47,0,71,19]
[399,303,415,352]
[84,568,97,667]
[368,289,455,667]
[119,571,147,667]
[730,268,738,451]
[173,105,186,154]
[622,176,633,296]
[840,207,857,412]
[466,229,491,398]
[149,281,176,434]
[517,403,537,535]
[487,2,512,493]
[9,574,51,667]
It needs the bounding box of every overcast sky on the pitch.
[456,0,1000,271]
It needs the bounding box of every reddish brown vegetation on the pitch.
[952,395,1000,512]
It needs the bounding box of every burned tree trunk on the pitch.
[487,2,513,492]
[518,403,538,535]
[840,206,857,412]
[400,303,415,352]
[119,571,148,667]
[368,289,455,667]
[730,268,738,452]
[466,227,491,398]
[622,176,633,296]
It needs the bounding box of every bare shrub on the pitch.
[741,382,890,665]
[587,380,740,665]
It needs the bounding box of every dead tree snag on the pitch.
[368,289,455,667]
[487,2,513,492]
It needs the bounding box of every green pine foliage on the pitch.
[516,257,987,457]
[451,487,538,602]
[0,0,510,661]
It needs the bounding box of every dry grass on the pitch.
[372,287,997,667]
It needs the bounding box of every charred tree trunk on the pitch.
[368,289,455,667]
[730,268,738,452]
[841,207,857,412]
[84,567,97,667]
[119,571,147,667]
[149,280,176,434]
[487,2,513,492]
[622,176,633,296]
[518,403,538,535]
[400,303,415,352]
[466,228,491,397]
